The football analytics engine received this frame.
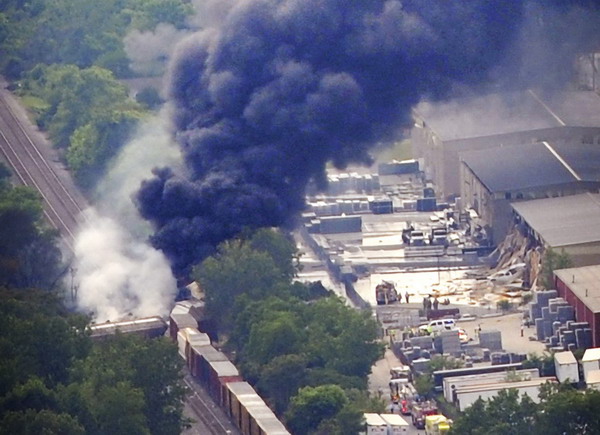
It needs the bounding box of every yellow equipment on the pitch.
[425,414,452,435]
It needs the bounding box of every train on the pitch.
[169,300,291,435]
[88,316,168,340]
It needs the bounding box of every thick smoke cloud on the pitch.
[75,117,180,321]
[135,0,597,276]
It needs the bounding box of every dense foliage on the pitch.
[0,0,193,189]
[193,229,385,433]
[0,289,187,434]
[540,247,573,289]
[0,164,63,289]
[0,0,192,79]
[18,64,146,187]
[450,383,600,435]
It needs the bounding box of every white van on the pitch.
[419,318,456,335]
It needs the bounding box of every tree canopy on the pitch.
[0,0,192,79]
[0,289,187,434]
[19,64,145,188]
[193,229,385,433]
[0,174,63,290]
[450,383,600,435]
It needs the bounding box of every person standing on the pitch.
[405,291,410,304]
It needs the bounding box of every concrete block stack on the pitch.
[479,330,503,351]
[529,290,558,331]
[528,291,592,350]
[410,336,434,350]
[434,330,462,356]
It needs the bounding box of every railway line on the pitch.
[0,84,87,251]
[184,376,238,435]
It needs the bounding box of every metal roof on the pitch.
[555,265,600,313]
[582,347,600,362]
[554,351,577,365]
[456,377,556,394]
[364,413,387,426]
[512,193,600,247]
[461,142,578,192]
[209,360,239,377]
[414,90,600,141]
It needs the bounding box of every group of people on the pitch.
[422,296,450,311]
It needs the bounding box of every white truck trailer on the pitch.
[582,348,600,383]
[455,377,557,411]
[443,369,539,403]
[364,413,387,435]
[380,413,409,434]
[554,351,579,383]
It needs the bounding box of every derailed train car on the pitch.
[88,316,168,340]
[170,301,290,435]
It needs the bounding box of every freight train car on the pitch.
[225,381,290,435]
[170,301,290,435]
[88,316,167,340]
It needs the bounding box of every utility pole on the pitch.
[70,267,78,302]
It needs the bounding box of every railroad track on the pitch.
[184,376,236,434]
[0,89,86,251]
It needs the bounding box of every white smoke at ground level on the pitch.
[74,209,177,322]
[73,115,181,322]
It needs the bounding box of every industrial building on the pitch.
[512,193,600,267]
[554,265,600,347]
[412,90,600,198]
[459,143,600,245]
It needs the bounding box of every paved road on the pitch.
[0,78,88,251]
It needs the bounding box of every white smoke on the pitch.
[123,0,236,76]
[124,23,191,77]
[74,114,182,322]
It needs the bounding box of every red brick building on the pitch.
[554,265,600,347]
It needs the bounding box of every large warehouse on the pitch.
[412,90,600,198]
[512,193,600,267]
[459,142,600,245]
[554,265,600,348]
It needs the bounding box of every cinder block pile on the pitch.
[479,330,503,351]
[529,290,592,351]
[434,330,461,356]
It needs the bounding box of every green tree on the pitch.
[257,354,308,414]
[285,385,348,435]
[21,64,145,187]
[247,228,301,280]
[66,107,142,187]
[0,408,85,435]
[303,297,384,378]
[67,334,186,435]
[522,352,556,377]
[540,247,573,289]
[413,373,434,397]
[0,0,192,78]
[194,240,289,330]
[0,290,91,395]
[450,389,537,435]
[246,313,304,365]
[535,383,600,434]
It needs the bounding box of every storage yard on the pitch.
[294,154,600,434]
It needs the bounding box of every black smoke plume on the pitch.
[135,0,596,276]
